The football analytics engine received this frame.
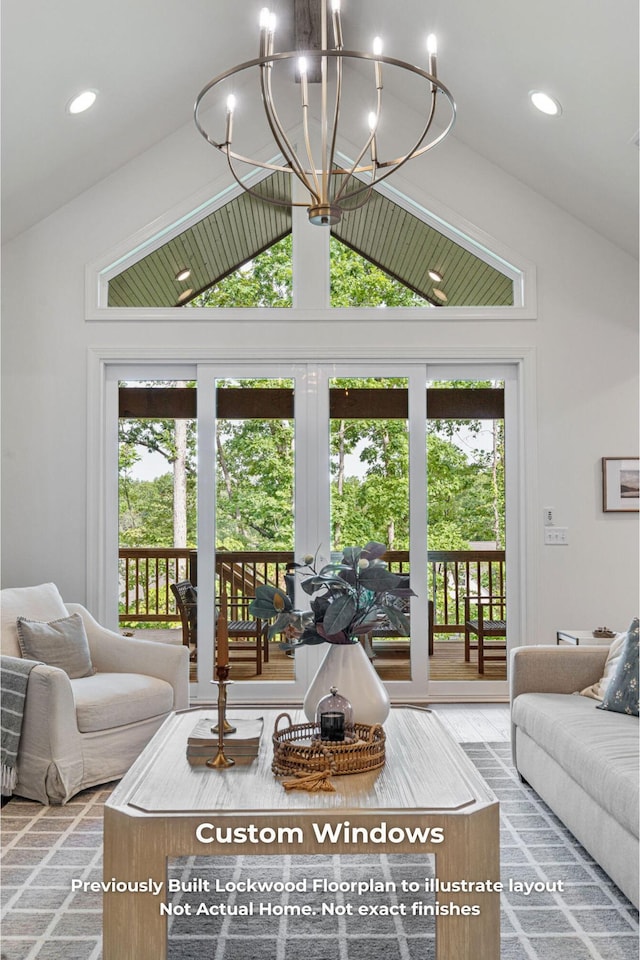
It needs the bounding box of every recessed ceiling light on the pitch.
[529,90,562,116]
[175,268,191,281]
[67,90,97,115]
[177,289,194,303]
[428,269,443,283]
[432,288,448,302]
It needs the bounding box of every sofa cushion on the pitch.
[16,613,95,679]
[597,618,639,717]
[512,692,639,837]
[1,583,69,658]
[70,673,174,732]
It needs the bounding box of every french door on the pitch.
[191,361,518,704]
[108,358,520,705]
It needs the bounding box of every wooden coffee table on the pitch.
[103,706,499,959]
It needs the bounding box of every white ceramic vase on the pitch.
[303,641,391,726]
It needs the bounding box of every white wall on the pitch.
[2,116,638,642]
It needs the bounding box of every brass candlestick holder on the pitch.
[207,664,235,768]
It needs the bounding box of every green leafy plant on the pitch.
[249,542,414,648]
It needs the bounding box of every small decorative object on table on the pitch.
[593,627,617,639]
[316,686,354,741]
[206,664,236,768]
[206,597,237,768]
[271,712,385,782]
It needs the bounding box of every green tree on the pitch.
[120,251,504,556]
[191,237,293,307]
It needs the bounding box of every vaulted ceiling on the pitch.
[2,0,638,256]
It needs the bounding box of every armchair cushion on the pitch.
[71,673,174,732]
[16,613,95,679]
[1,583,69,658]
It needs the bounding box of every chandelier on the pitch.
[194,1,456,226]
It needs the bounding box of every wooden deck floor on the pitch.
[128,631,506,684]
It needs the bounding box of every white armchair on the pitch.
[1,583,189,804]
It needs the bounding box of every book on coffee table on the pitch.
[187,716,263,747]
[186,716,263,765]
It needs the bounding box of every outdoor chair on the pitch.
[464,595,507,674]
[226,594,269,675]
[171,580,268,674]
[365,592,434,658]
[170,580,198,661]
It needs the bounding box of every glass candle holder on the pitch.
[316,686,354,740]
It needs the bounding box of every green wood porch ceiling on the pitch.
[108,172,513,308]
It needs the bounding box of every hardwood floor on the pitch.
[428,703,510,742]
[179,638,507,683]
[131,631,511,740]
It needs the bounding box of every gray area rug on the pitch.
[0,742,637,960]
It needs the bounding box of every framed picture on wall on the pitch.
[602,457,640,512]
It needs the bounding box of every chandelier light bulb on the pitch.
[298,56,308,75]
[331,0,341,12]
[368,112,378,132]
[427,34,438,56]
[259,7,270,29]
[373,37,383,56]
[225,95,236,143]
[268,12,276,33]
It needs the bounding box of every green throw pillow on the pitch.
[16,613,95,679]
[597,617,639,717]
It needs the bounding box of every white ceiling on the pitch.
[2,0,638,255]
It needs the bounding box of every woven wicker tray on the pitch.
[272,712,385,777]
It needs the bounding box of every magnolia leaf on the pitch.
[267,611,295,638]
[317,623,352,644]
[351,620,378,634]
[254,583,277,601]
[361,541,387,561]
[385,586,416,598]
[341,546,362,565]
[380,604,410,635]
[358,565,402,590]
[322,594,357,636]
[248,599,279,619]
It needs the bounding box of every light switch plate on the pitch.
[544,527,568,545]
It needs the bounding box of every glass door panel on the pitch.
[214,377,296,683]
[117,379,197,660]
[426,378,506,682]
[329,376,412,681]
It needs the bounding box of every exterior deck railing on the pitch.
[119,547,505,641]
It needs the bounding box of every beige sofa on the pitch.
[510,645,639,908]
[1,583,189,804]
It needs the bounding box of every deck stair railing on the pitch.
[119,547,505,641]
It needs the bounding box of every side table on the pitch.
[556,629,617,646]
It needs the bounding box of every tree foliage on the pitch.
[119,245,504,553]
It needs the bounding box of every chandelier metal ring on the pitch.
[194,43,456,224]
